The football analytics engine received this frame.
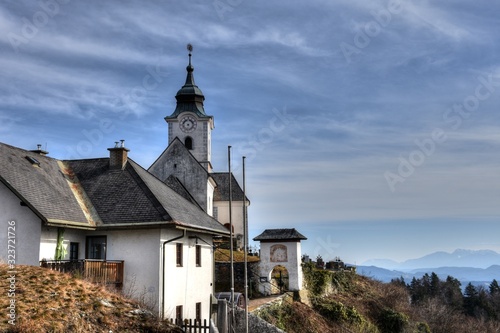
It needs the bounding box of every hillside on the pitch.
[255,264,500,333]
[0,264,182,333]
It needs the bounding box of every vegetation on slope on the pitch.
[256,263,500,333]
[1,264,182,333]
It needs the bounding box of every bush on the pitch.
[377,308,408,333]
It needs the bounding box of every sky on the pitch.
[1,0,500,265]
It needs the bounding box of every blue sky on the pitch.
[2,0,500,264]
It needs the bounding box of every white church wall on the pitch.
[0,181,41,266]
[213,201,245,236]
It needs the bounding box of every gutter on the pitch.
[161,228,186,319]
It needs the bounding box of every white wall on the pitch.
[39,226,161,311]
[213,201,245,237]
[258,241,303,294]
[161,228,214,322]
[0,181,41,265]
[39,227,86,260]
[105,228,161,309]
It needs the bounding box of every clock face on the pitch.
[179,115,197,133]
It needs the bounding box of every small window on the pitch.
[185,137,193,150]
[69,242,79,261]
[213,207,218,219]
[25,156,40,166]
[195,302,201,322]
[196,245,201,267]
[176,243,183,267]
[176,305,183,322]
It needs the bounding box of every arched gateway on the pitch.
[253,228,307,295]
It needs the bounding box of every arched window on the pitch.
[185,137,193,150]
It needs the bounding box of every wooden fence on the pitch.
[168,318,210,333]
[40,259,124,288]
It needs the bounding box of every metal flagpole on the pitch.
[228,146,235,331]
[242,156,249,333]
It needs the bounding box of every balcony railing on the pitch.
[40,259,124,288]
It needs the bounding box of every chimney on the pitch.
[30,144,49,156]
[107,140,129,170]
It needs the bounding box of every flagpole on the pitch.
[228,146,235,329]
[242,156,249,333]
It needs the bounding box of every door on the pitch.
[86,236,107,259]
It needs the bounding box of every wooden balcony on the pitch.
[40,259,124,288]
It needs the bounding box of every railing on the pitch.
[40,259,124,288]
[168,319,210,333]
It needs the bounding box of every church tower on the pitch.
[164,46,214,172]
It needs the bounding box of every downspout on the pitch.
[161,229,186,319]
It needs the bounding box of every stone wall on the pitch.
[215,261,259,297]
[234,307,285,333]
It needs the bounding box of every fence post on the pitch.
[217,299,228,333]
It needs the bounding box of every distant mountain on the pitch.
[362,249,500,270]
[357,265,500,287]
[399,249,500,270]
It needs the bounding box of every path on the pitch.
[248,294,283,312]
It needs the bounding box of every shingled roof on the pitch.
[0,142,229,235]
[0,143,94,228]
[212,172,248,202]
[253,228,307,242]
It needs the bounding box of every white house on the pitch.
[0,52,249,322]
[0,141,229,322]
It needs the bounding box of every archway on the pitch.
[269,265,289,294]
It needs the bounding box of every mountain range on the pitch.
[357,249,500,287]
[362,249,500,270]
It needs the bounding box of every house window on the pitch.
[195,302,201,322]
[185,137,193,150]
[213,206,218,219]
[176,243,183,267]
[196,245,201,267]
[86,236,106,259]
[69,242,79,261]
[176,305,183,322]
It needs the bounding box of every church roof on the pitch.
[0,142,229,235]
[212,172,248,202]
[253,228,307,242]
[165,52,211,119]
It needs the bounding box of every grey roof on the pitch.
[253,228,307,242]
[0,142,93,227]
[0,142,229,235]
[165,55,211,119]
[212,172,248,202]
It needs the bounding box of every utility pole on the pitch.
[228,146,235,331]
[242,156,249,333]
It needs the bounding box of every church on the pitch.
[0,50,248,322]
[148,50,249,247]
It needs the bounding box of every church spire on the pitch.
[166,44,208,119]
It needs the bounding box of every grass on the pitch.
[1,264,182,333]
[214,248,260,263]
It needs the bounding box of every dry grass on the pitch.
[214,248,260,263]
[0,264,182,333]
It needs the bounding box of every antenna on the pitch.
[187,43,193,53]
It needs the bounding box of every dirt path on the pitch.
[248,295,282,312]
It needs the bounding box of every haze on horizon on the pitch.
[1,1,500,264]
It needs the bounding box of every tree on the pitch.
[489,279,500,295]
[463,283,479,316]
[442,276,462,310]
[430,272,441,297]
